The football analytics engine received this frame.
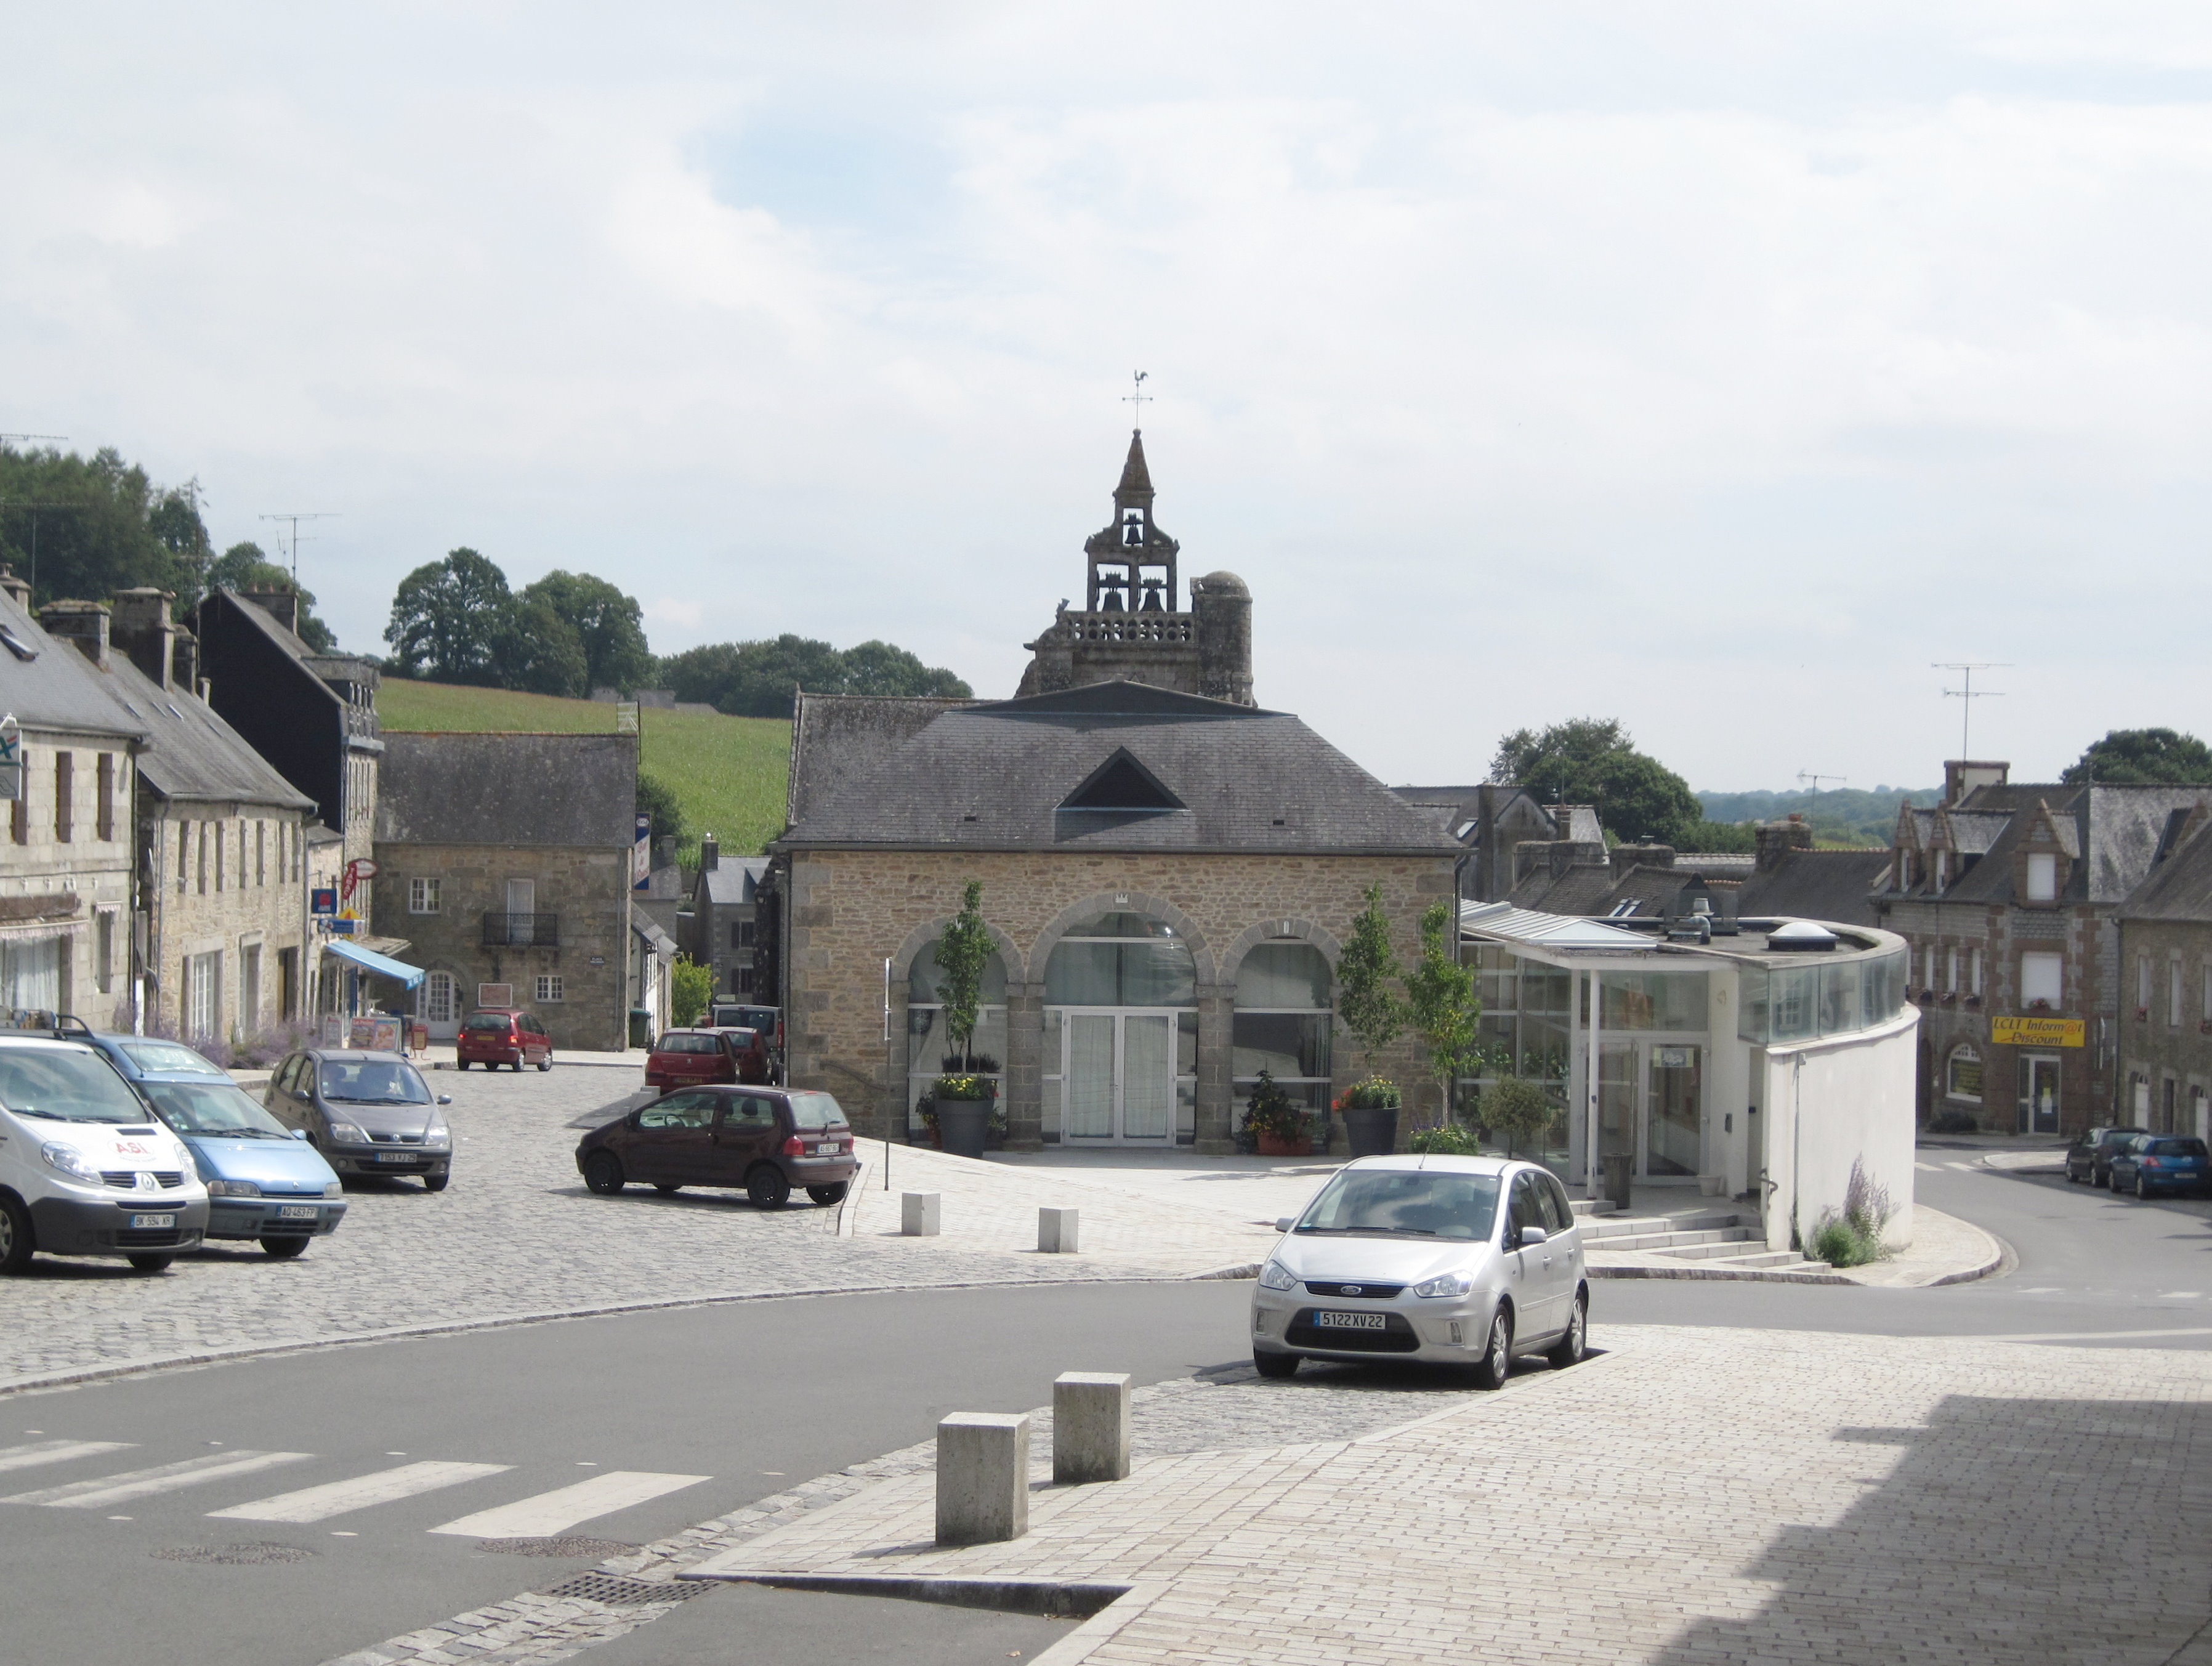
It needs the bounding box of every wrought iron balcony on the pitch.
[482,912,559,947]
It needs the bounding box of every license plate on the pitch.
[373,1152,416,1164]
[1314,1310,1387,1330]
[278,1205,319,1219]
[129,1214,176,1229]
[815,1142,840,1155]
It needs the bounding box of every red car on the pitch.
[644,1027,770,1094]
[456,1009,553,1072]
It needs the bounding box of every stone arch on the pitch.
[1027,889,1216,990]
[891,915,1028,992]
[1218,916,1345,991]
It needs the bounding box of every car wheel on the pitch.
[1252,1349,1300,1379]
[746,1165,792,1211]
[0,1194,34,1274]
[2064,1165,2079,1183]
[584,1152,625,1194]
[807,1183,849,1207]
[538,1060,551,1072]
[456,1059,470,1071]
[260,1237,309,1260]
[2138,1173,2152,1199]
[655,1183,682,1195]
[423,1173,450,1193]
[1471,1306,1513,1390]
[126,1254,173,1274]
[1547,1289,1588,1370]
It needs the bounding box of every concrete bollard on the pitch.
[1038,1206,1080,1253]
[1052,1372,1132,1486]
[935,1412,1030,1545]
[902,1192,941,1236]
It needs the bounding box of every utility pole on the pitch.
[259,512,338,584]
[1933,663,2009,759]
[0,501,86,599]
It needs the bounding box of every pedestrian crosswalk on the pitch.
[0,1438,711,1539]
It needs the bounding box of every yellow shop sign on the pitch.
[1992,1014,2085,1048]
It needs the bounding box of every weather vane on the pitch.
[1124,370,1150,429]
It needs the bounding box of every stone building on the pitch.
[1879,759,2208,1135]
[680,834,772,1000]
[1391,784,1578,902]
[0,573,143,1023]
[2112,811,2212,1138]
[371,732,640,1050]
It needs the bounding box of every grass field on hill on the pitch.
[376,681,788,863]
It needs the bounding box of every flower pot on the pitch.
[937,1098,991,1160]
[1256,1131,1312,1158]
[1342,1106,1399,1158]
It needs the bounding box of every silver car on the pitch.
[1250,1155,1588,1386]
[264,1049,454,1192]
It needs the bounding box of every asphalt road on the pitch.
[8,1147,2208,1666]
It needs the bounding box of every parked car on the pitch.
[264,1049,455,1191]
[457,1009,553,1072]
[2065,1126,2149,1187]
[644,1027,771,1094]
[84,1034,345,1258]
[1249,1155,1588,1386]
[575,1085,857,1209]
[0,1030,209,1274]
[709,1004,782,1048]
[2108,1134,2211,1199]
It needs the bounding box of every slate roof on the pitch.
[1931,784,2210,906]
[0,588,147,744]
[700,857,770,907]
[1737,848,1890,927]
[781,681,1460,855]
[2120,822,2212,922]
[105,656,313,812]
[376,733,639,847]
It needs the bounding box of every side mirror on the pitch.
[1519,1225,1549,1248]
[437,1094,453,1106]
[291,1128,308,1141]
[293,1089,311,1103]
[1274,1216,1295,1233]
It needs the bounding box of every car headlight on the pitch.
[323,1181,344,1198]
[40,1142,101,1183]
[1257,1260,1299,1291]
[1411,1272,1476,1298]
[423,1120,451,1147]
[326,1123,371,1144]
[207,1179,262,1198]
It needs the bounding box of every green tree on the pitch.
[2062,729,2212,785]
[671,956,714,1027]
[931,880,994,1072]
[520,570,655,693]
[1668,819,1758,854]
[1337,883,1407,1078]
[1404,900,1479,1125]
[660,634,971,716]
[1490,717,1703,844]
[491,595,589,696]
[840,639,973,698]
[384,548,512,683]
[1480,1075,1556,1159]
[208,541,337,650]
[0,443,212,608]
[636,771,684,843]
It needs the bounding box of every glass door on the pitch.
[1121,1015,1173,1141]
[1597,1042,1638,1173]
[1065,1014,1116,1139]
[2024,1055,2061,1135]
[1058,1009,1176,1144]
[1645,1045,1702,1176]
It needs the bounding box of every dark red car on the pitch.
[457,1009,553,1072]
[574,1085,857,1208]
[644,1027,769,1094]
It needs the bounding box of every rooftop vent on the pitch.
[1767,920,1839,953]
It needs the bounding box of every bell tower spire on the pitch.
[1086,426,1177,614]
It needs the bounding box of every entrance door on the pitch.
[1645,1045,1702,1176]
[1059,1009,1176,1144]
[2025,1055,2061,1135]
[1596,1043,1638,1174]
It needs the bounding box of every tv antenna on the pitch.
[1123,371,1150,429]
[1797,772,1847,795]
[260,512,338,583]
[0,433,67,447]
[1934,662,2009,759]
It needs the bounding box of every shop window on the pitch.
[1945,1045,1982,1104]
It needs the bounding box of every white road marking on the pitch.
[1,1450,312,1508]
[2157,1292,2203,1300]
[427,1471,709,1537]
[1945,1162,1975,1171]
[208,1462,512,1523]
[0,1439,135,1474]
[1914,1162,1940,1173]
[2019,1287,2064,1294]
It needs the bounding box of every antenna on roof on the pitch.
[1123,370,1150,431]
[1797,772,1846,795]
[260,512,339,584]
[1933,662,2009,759]
[0,434,67,446]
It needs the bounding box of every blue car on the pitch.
[2107,1134,2211,1200]
[86,1035,347,1258]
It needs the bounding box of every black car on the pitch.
[2064,1125,2147,1187]
[2109,1134,2212,1199]
[575,1085,857,1210]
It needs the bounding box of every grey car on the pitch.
[264,1049,454,1191]
[1249,1155,1588,1386]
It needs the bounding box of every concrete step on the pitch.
[1589,1227,1755,1253]
[1580,1211,1748,1241]
[1568,1199,1619,1218]
[1650,1237,1779,1261]
[1657,1245,1825,1271]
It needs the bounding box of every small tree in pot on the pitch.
[1335,883,1407,1157]
[1405,900,1480,1133]
[929,880,997,1159]
[1479,1075,1556,1160]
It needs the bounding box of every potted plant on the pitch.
[1240,1070,1310,1157]
[1405,899,1479,1136]
[1334,883,1407,1157]
[1480,1074,1556,1160]
[929,880,996,1160]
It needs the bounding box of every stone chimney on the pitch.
[38,600,110,669]
[109,587,179,689]
[1944,759,2009,807]
[0,565,28,609]
[699,832,719,873]
[1754,814,1815,874]
[1610,842,1675,878]
[1190,571,1255,706]
[240,586,300,635]
[172,629,199,695]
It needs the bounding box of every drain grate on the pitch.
[479,1536,637,1559]
[539,1572,714,1606]
[153,1542,317,1566]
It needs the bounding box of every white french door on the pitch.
[1059,1008,1176,1144]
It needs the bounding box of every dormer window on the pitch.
[2025,851,2057,902]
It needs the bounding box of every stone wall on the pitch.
[144,807,311,1041]
[2117,916,2212,1136]
[0,729,135,1023]
[781,847,1458,1149]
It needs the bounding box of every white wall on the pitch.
[1759,1008,1920,1254]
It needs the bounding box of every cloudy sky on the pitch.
[9,2,2212,793]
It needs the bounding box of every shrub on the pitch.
[1479,1075,1556,1158]
[671,955,713,1027]
[1240,1070,1308,1140]
[1928,1108,1977,1134]
[1810,1159,1896,1267]
[1410,1122,1483,1156]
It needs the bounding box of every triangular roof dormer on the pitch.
[1058,747,1186,814]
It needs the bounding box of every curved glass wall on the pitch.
[1737,946,1908,1046]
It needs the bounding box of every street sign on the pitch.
[0,714,19,802]
[1992,1014,2085,1048]
[632,811,652,891]
[311,888,338,917]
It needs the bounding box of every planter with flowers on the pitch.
[1334,1077,1402,1158]
[925,879,1000,1160]
[1240,1070,1311,1157]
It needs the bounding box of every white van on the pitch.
[0,1032,209,1274]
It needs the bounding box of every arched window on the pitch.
[1232,944,1333,1131]
[1944,1044,1981,1104]
[1042,913,1197,1144]
[906,940,1007,1136]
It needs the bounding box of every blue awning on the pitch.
[321,937,426,989]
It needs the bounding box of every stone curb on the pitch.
[1589,1262,1855,1285]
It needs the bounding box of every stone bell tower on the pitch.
[1017,431,1254,705]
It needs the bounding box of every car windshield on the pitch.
[318,1059,431,1104]
[2152,1139,2208,1156]
[1294,1170,1503,1240]
[788,1091,846,1131]
[0,1049,152,1123]
[143,1080,294,1138]
[118,1040,225,1077]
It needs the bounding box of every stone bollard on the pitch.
[1038,1206,1080,1253]
[1052,1372,1132,1486]
[902,1192,941,1236]
[935,1412,1030,1545]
